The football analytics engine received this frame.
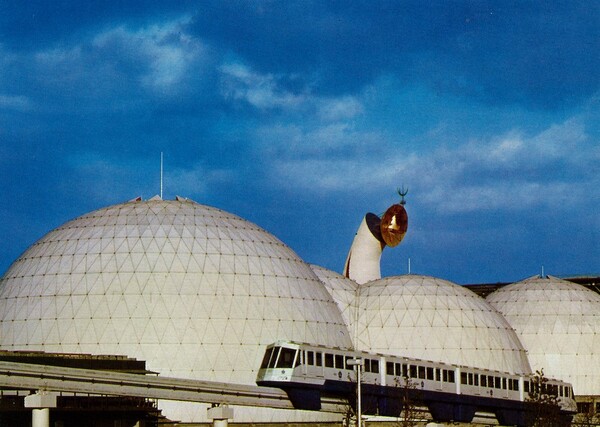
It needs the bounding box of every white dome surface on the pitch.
[356,275,531,375]
[0,197,351,423]
[486,275,600,396]
[310,264,358,345]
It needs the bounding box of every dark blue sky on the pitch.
[1,1,598,284]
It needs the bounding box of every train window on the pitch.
[461,372,468,385]
[481,375,487,387]
[448,370,455,383]
[307,351,314,366]
[276,347,297,368]
[363,359,378,374]
[435,368,441,381]
[260,347,275,369]
[396,363,402,376]
[316,352,322,367]
[402,364,408,377]
[559,385,563,397]
[335,354,344,369]
[468,373,474,386]
[474,374,479,386]
[495,377,501,389]
[488,375,494,388]
[514,379,519,391]
[426,367,434,380]
[524,380,530,393]
[502,378,507,390]
[387,362,394,376]
[410,365,417,378]
[345,356,356,369]
[418,366,425,379]
[325,353,334,368]
[508,379,514,391]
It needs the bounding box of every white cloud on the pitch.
[29,16,206,98]
[530,118,588,159]
[255,122,381,158]
[0,94,32,111]
[92,17,205,93]
[317,96,364,121]
[488,133,524,164]
[219,62,365,122]
[219,63,307,110]
[268,117,598,213]
[165,165,235,198]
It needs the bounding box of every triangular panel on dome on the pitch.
[56,319,79,346]
[154,251,176,273]
[246,255,264,276]
[86,295,112,319]
[123,294,150,318]
[201,319,228,344]
[73,319,99,345]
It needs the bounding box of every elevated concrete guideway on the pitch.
[0,360,344,412]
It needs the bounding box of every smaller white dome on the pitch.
[355,274,531,374]
[487,275,600,396]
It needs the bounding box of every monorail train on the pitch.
[256,341,577,426]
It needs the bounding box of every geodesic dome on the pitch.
[0,196,351,422]
[355,274,532,374]
[486,275,600,396]
[310,264,358,344]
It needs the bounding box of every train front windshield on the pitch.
[260,345,298,369]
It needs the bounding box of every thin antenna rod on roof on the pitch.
[408,257,411,274]
[160,152,164,200]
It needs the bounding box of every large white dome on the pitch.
[355,275,532,375]
[0,196,351,422]
[486,275,600,396]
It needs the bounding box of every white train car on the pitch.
[257,341,576,426]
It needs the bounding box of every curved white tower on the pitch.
[344,203,408,284]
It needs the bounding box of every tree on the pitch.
[526,369,568,427]
[574,402,599,427]
[341,368,359,427]
[394,375,420,427]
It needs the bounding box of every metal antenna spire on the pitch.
[160,152,164,199]
[397,185,408,205]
